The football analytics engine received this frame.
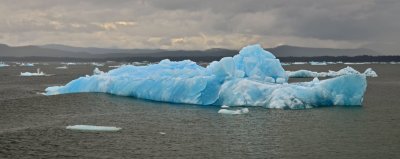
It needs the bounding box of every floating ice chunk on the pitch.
[93,67,104,75]
[92,62,104,66]
[159,132,166,135]
[218,108,249,115]
[336,66,360,75]
[281,62,291,66]
[20,68,49,76]
[287,66,377,78]
[363,68,378,77]
[45,44,367,109]
[20,63,34,67]
[343,62,367,65]
[56,66,68,69]
[312,77,320,83]
[221,105,230,108]
[0,62,9,67]
[292,62,306,65]
[66,125,121,132]
[62,62,77,65]
[309,61,327,65]
[132,61,149,66]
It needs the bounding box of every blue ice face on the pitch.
[45,44,367,109]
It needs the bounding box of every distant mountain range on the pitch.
[0,43,383,60]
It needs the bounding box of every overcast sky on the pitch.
[0,0,399,52]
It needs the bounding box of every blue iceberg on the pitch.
[45,44,367,109]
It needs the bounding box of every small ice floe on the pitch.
[131,61,150,66]
[35,92,46,95]
[56,66,68,69]
[292,62,306,65]
[218,108,249,115]
[93,67,104,75]
[92,62,104,67]
[62,62,77,65]
[309,61,327,65]
[66,125,121,132]
[159,132,166,135]
[363,68,378,77]
[19,63,35,67]
[0,62,9,67]
[20,68,49,76]
[221,105,230,108]
[281,62,291,66]
[343,62,367,65]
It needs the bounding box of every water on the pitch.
[0,63,399,158]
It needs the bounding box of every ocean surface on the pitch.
[0,62,399,158]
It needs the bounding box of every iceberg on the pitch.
[20,68,50,76]
[218,108,249,115]
[309,61,327,65]
[19,63,35,67]
[0,62,9,67]
[62,62,77,65]
[363,68,378,77]
[221,105,230,108]
[132,61,150,66]
[45,44,367,109]
[343,62,370,65]
[91,62,104,67]
[287,66,377,78]
[56,66,68,69]
[389,62,400,64]
[93,67,104,75]
[292,62,307,65]
[66,125,121,132]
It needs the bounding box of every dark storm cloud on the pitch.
[150,0,400,40]
[0,0,399,52]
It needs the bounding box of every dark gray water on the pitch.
[0,63,399,158]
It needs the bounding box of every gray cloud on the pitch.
[0,0,399,53]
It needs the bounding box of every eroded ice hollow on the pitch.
[45,44,367,109]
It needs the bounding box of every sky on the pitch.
[0,0,399,53]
